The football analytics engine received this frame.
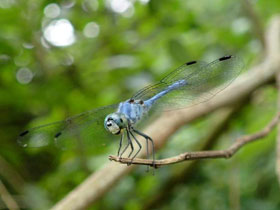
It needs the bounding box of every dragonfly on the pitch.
[18,55,243,167]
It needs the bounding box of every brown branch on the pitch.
[51,16,280,210]
[109,113,280,167]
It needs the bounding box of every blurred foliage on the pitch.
[1,0,280,209]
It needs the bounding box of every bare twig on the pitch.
[51,16,280,210]
[109,113,280,166]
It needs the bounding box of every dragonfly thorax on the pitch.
[104,113,129,135]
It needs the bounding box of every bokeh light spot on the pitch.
[61,0,76,8]
[83,22,100,38]
[108,0,132,13]
[43,19,76,47]
[82,0,99,12]
[22,42,34,49]
[16,67,33,84]
[138,0,149,4]
[44,3,61,19]
[231,18,250,35]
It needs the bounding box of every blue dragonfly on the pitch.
[18,55,243,167]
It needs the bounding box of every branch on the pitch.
[109,113,280,166]
[51,16,280,210]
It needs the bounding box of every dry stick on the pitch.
[110,113,280,166]
[51,16,280,210]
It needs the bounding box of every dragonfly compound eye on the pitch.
[104,114,123,135]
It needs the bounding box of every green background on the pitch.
[1,0,280,209]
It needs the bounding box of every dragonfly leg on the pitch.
[117,132,124,157]
[120,133,130,158]
[132,128,155,169]
[129,129,142,164]
[126,128,134,159]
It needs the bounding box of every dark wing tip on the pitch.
[54,132,62,138]
[19,130,29,137]
[185,61,197,65]
[219,55,232,61]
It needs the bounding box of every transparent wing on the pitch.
[132,60,207,101]
[132,55,243,110]
[18,104,119,149]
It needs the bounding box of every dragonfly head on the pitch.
[104,113,128,135]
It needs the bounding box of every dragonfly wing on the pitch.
[133,55,243,111]
[132,60,207,101]
[18,104,119,149]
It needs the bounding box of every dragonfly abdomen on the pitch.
[145,79,187,107]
